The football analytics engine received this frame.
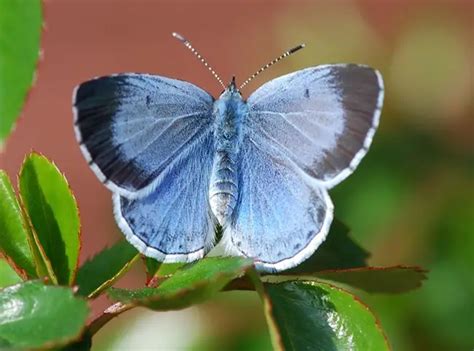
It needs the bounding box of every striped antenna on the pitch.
[172,32,225,89]
[239,43,306,90]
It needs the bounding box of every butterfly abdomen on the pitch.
[209,151,239,225]
[209,92,247,225]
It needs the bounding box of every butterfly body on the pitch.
[210,80,247,225]
[73,62,383,272]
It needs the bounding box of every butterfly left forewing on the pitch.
[73,73,214,199]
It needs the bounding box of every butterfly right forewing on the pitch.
[246,64,384,189]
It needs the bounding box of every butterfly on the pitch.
[73,33,384,272]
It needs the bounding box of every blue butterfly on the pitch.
[73,33,384,272]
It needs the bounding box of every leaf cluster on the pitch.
[0,153,427,350]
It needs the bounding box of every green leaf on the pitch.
[313,266,428,294]
[263,281,389,351]
[0,281,89,349]
[267,266,428,294]
[156,262,185,276]
[19,153,80,285]
[76,240,139,298]
[143,256,161,283]
[281,220,370,274]
[143,257,161,276]
[0,0,42,147]
[108,257,253,311]
[0,171,36,278]
[0,259,22,288]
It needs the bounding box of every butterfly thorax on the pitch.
[209,88,248,225]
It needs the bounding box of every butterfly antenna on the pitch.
[172,32,225,89]
[239,43,305,90]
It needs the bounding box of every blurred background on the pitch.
[0,0,472,349]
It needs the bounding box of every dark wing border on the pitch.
[315,64,384,188]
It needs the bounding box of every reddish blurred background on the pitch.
[0,0,472,350]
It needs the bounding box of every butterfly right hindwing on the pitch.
[223,136,334,272]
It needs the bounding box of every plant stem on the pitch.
[88,301,133,336]
[87,268,168,336]
[247,267,283,351]
[87,253,141,299]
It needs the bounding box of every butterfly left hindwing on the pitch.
[113,131,216,262]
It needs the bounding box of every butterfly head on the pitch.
[219,76,243,101]
[215,76,247,118]
[224,76,240,94]
[228,76,237,91]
